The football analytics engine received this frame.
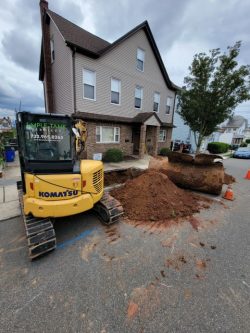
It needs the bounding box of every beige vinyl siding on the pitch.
[49,18,73,114]
[75,29,175,123]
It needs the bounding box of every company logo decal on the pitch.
[39,190,78,198]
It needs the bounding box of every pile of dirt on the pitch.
[149,155,229,195]
[224,173,235,184]
[110,169,211,222]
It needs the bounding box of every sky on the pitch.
[0,0,250,122]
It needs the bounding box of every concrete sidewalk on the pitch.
[0,155,151,221]
[104,155,150,171]
[0,157,21,221]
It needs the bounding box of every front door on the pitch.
[132,126,140,155]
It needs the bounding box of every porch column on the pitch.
[139,124,146,158]
[152,126,160,156]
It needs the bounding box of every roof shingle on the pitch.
[41,9,178,91]
[224,115,248,128]
[73,111,174,128]
[48,10,110,54]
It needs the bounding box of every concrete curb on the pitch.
[0,213,21,223]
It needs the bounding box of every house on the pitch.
[218,115,248,146]
[244,126,250,141]
[39,0,178,159]
[173,113,248,151]
[0,117,12,133]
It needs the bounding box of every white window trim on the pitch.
[159,129,167,142]
[110,77,121,105]
[166,96,173,114]
[83,68,96,101]
[96,126,120,144]
[136,48,145,72]
[153,92,160,113]
[134,85,143,110]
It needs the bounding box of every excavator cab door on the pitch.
[16,112,75,192]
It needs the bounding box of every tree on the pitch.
[177,41,250,153]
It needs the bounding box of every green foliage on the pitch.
[1,130,15,143]
[103,148,123,162]
[0,130,16,164]
[240,142,248,147]
[0,134,5,165]
[207,142,230,154]
[159,147,171,156]
[177,42,250,153]
[245,139,250,144]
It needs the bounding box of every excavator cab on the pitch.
[16,111,104,218]
[17,112,74,177]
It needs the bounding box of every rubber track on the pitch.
[17,183,123,259]
[17,182,56,260]
[93,192,124,225]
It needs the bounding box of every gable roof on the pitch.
[133,112,162,124]
[47,10,110,56]
[223,115,248,128]
[40,8,178,91]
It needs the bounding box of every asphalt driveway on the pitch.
[0,158,250,333]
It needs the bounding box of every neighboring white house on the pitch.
[0,117,13,133]
[173,114,248,151]
[219,116,248,145]
[243,126,250,141]
[172,112,196,151]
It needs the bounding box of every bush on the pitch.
[245,139,250,144]
[207,142,230,154]
[159,147,171,156]
[240,142,248,147]
[103,148,123,162]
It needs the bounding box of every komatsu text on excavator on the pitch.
[16,111,123,259]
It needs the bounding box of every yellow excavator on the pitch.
[16,111,123,259]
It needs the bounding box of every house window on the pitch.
[111,78,121,104]
[166,97,173,114]
[83,69,96,100]
[50,40,55,63]
[153,92,160,112]
[135,86,143,109]
[159,129,166,142]
[96,126,120,143]
[136,48,145,71]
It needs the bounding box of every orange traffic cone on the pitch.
[223,185,234,201]
[244,170,250,180]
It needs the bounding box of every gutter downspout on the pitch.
[171,91,177,125]
[72,47,76,113]
[170,91,177,149]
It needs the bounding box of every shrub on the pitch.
[240,142,247,147]
[207,142,230,154]
[159,147,171,156]
[245,139,250,144]
[103,148,123,162]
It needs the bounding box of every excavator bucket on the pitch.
[149,153,228,195]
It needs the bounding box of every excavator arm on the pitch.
[74,119,88,157]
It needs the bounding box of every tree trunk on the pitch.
[195,134,204,154]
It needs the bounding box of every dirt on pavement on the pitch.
[110,169,211,223]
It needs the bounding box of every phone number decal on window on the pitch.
[30,133,64,141]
